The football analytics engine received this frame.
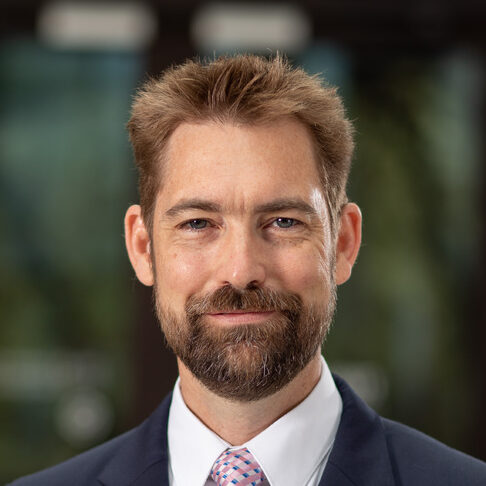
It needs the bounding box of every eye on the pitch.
[273,217,299,229]
[185,219,209,230]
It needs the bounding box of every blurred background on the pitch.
[1,0,485,482]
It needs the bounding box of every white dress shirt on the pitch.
[167,356,342,486]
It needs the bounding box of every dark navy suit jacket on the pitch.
[10,375,486,485]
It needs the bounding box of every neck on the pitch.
[177,353,322,445]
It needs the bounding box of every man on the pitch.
[11,55,486,485]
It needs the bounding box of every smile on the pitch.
[206,311,276,325]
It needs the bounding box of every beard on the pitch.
[154,282,337,402]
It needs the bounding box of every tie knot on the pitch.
[210,447,267,486]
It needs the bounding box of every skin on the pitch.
[125,118,362,445]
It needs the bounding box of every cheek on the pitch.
[274,246,330,296]
[155,249,210,307]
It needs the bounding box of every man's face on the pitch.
[146,119,339,400]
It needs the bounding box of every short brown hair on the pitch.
[127,54,354,233]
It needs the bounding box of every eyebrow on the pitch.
[164,197,318,219]
[254,198,318,217]
[164,199,222,218]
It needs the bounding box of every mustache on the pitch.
[185,284,302,317]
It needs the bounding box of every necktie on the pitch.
[210,447,267,485]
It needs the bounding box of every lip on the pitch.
[206,311,276,325]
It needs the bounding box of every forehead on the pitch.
[158,119,325,212]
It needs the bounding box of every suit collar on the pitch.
[97,393,172,486]
[97,374,396,486]
[319,375,395,486]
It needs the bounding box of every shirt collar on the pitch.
[167,356,342,486]
[168,381,228,486]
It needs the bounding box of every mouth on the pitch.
[205,310,276,325]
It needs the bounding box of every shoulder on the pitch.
[8,428,137,486]
[382,417,486,485]
[329,374,486,486]
[8,393,172,486]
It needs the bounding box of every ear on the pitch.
[124,205,154,286]
[334,203,362,285]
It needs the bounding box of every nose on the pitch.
[214,226,267,290]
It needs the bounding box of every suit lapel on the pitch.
[319,375,395,486]
[97,393,172,486]
[96,375,396,486]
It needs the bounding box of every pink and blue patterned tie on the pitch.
[210,447,267,485]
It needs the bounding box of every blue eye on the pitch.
[274,218,296,228]
[187,219,208,230]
